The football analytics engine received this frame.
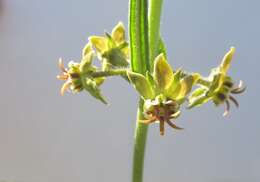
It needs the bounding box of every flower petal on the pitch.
[127,71,154,99]
[112,22,126,45]
[89,36,108,54]
[153,53,174,91]
[220,47,235,74]
[82,42,92,58]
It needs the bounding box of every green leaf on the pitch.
[153,53,174,91]
[127,71,154,99]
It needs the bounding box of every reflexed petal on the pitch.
[127,71,154,99]
[112,22,125,45]
[153,53,174,91]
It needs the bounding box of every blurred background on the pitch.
[0,0,259,182]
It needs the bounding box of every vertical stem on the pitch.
[132,99,148,182]
[129,0,163,182]
[129,0,150,74]
[149,0,164,69]
[129,0,149,182]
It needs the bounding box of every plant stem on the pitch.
[129,0,150,182]
[90,69,127,77]
[132,99,149,182]
[129,0,149,74]
[149,0,164,68]
[90,70,211,88]
[129,0,163,182]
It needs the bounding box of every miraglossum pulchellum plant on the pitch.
[57,22,245,134]
[56,1,245,181]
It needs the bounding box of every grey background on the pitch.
[0,0,259,182]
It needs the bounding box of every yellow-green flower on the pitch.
[127,53,200,135]
[89,22,129,68]
[57,49,107,104]
[188,47,246,116]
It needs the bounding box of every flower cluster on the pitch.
[57,23,245,135]
[57,22,129,104]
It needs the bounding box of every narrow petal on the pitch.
[170,110,181,119]
[176,73,200,100]
[166,120,183,130]
[127,71,154,99]
[223,100,230,117]
[220,47,235,74]
[60,81,71,96]
[229,95,239,108]
[58,58,67,72]
[153,53,174,91]
[82,42,92,58]
[231,87,246,94]
[139,118,156,124]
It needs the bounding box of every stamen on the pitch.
[223,100,230,117]
[57,74,68,80]
[60,81,71,96]
[170,110,181,119]
[229,95,239,108]
[238,80,243,88]
[58,58,67,72]
[159,120,165,136]
[231,86,246,94]
[139,118,156,124]
[166,120,183,130]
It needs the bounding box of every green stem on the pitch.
[149,0,164,68]
[132,99,149,182]
[129,0,163,182]
[90,70,211,88]
[129,0,150,74]
[90,69,127,78]
[129,0,150,182]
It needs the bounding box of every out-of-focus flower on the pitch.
[89,22,129,68]
[57,49,107,104]
[188,47,246,116]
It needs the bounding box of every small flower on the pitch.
[57,50,107,104]
[89,22,129,68]
[140,95,183,136]
[127,53,200,135]
[188,47,246,116]
[57,58,82,96]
